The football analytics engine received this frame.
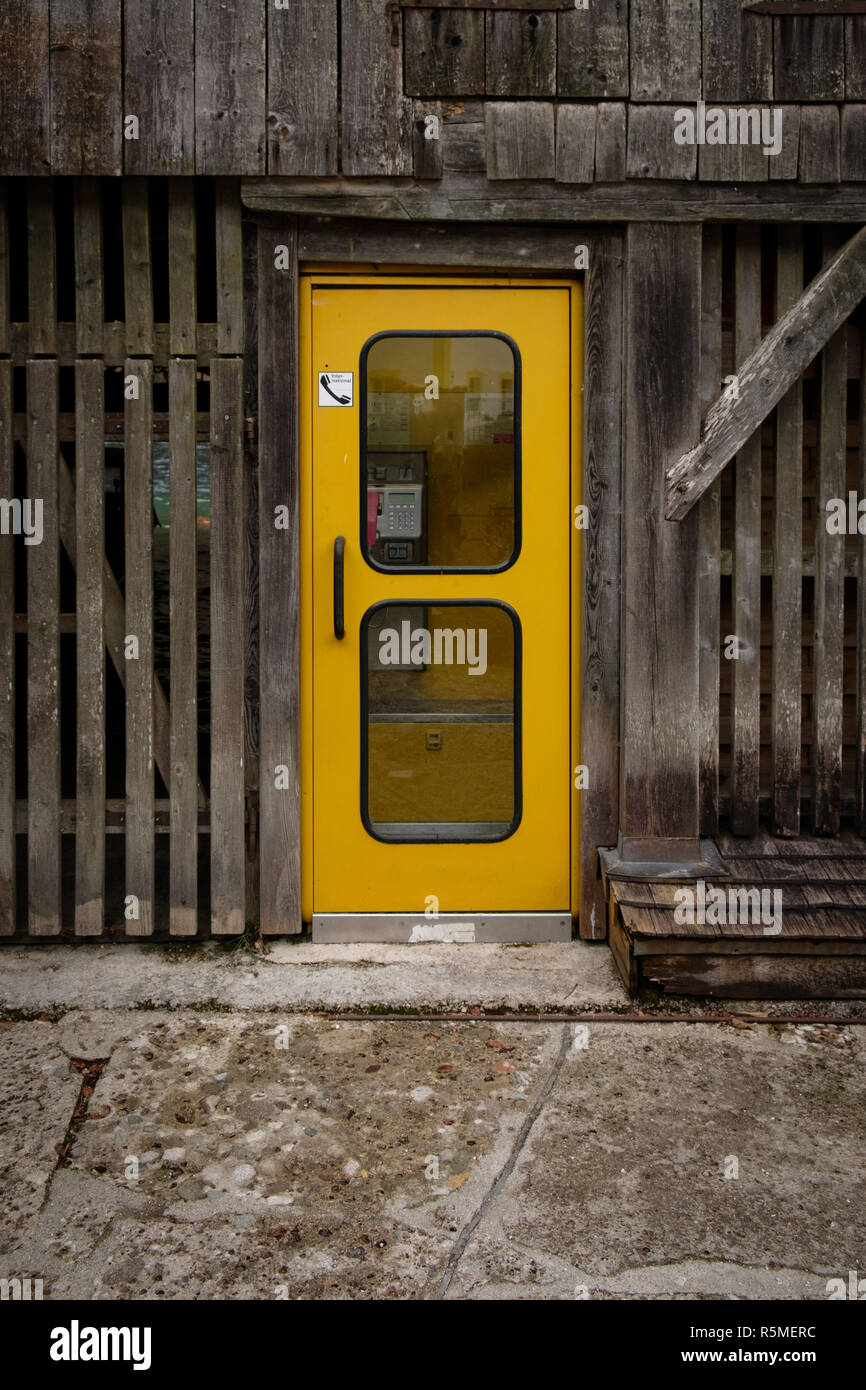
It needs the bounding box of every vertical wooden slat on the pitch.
[242,216,260,924]
[125,357,154,936]
[771,226,804,838]
[267,0,338,175]
[75,360,105,935]
[857,300,866,834]
[195,0,266,175]
[258,216,300,934]
[341,0,413,176]
[124,1,195,175]
[557,1,628,99]
[27,360,60,934]
[0,2,50,175]
[215,180,244,356]
[630,0,700,102]
[485,10,556,98]
[813,230,847,836]
[49,0,122,175]
[0,361,14,933]
[403,9,485,96]
[168,358,197,936]
[122,179,154,357]
[702,0,772,102]
[579,232,623,939]
[774,17,845,102]
[0,180,9,356]
[168,179,196,357]
[698,226,722,837]
[210,357,246,936]
[730,226,762,837]
[27,181,56,356]
[74,178,104,355]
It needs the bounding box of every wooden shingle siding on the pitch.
[50,0,122,175]
[555,106,597,184]
[267,0,338,175]
[123,2,195,174]
[841,106,866,181]
[626,107,697,180]
[195,0,266,175]
[799,107,841,182]
[404,9,485,97]
[846,17,866,100]
[595,103,627,182]
[774,17,845,101]
[630,0,701,103]
[703,0,772,102]
[486,102,555,180]
[557,1,629,100]
[486,11,556,98]
[0,2,50,175]
[341,0,413,176]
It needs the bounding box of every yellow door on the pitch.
[302,277,579,939]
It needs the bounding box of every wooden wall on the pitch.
[0,2,864,186]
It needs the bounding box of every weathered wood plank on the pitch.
[812,230,847,835]
[768,106,801,181]
[594,104,626,182]
[746,0,866,10]
[241,213,259,924]
[771,226,804,837]
[486,103,555,180]
[124,357,154,936]
[774,17,845,100]
[297,218,595,270]
[620,224,702,853]
[74,359,105,935]
[121,179,154,356]
[630,0,701,102]
[124,0,195,175]
[258,216,301,934]
[0,2,50,174]
[579,231,623,939]
[730,226,762,837]
[698,226,723,837]
[0,362,14,933]
[402,0,573,6]
[168,358,197,936]
[841,105,866,180]
[50,0,122,174]
[267,0,337,176]
[27,360,61,934]
[216,179,244,355]
[557,1,628,99]
[341,0,413,176]
[413,102,445,180]
[74,178,103,355]
[27,181,56,355]
[846,19,866,99]
[168,179,196,356]
[698,132,769,183]
[703,0,772,100]
[210,357,246,936]
[626,107,697,180]
[555,106,597,184]
[404,8,485,97]
[0,182,8,356]
[858,291,866,834]
[196,0,266,175]
[486,11,555,98]
[799,106,841,183]
[666,224,866,519]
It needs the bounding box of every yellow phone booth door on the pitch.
[301,278,580,942]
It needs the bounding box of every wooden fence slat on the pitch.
[74,360,105,935]
[341,0,413,176]
[242,213,260,925]
[195,0,266,175]
[168,358,198,936]
[404,8,485,97]
[0,361,14,933]
[702,0,772,101]
[49,0,122,174]
[858,297,866,834]
[485,11,556,97]
[579,231,623,938]
[124,357,154,935]
[772,226,804,837]
[0,181,9,356]
[210,358,246,936]
[267,0,337,176]
[27,360,61,934]
[121,179,153,356]
[27,181,56,356]
[774,16,845,101]
[124,0,195,174]
[698,226,722,837]
[258,216,300,933]
[630,0,700,102]
[813,230,848,835]
[557,2,628,99]
[168,179,196,357]
[74,178,104,355]
[486,103,555,180]
[216,180,244,356]
[730,225,762,836]
[0,2,50,175]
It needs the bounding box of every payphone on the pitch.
[366,448,427,566]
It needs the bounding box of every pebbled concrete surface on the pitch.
[0,1009,863,1300]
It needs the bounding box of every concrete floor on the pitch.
[1,944,863,1300]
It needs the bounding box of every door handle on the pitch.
[333,536,346,640]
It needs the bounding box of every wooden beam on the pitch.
[744,1,866,12]
[665,222,866,520]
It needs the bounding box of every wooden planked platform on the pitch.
[604,830,866,998]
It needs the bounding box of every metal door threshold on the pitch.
[312,911,573,944]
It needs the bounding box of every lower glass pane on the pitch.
[362,602,520,842]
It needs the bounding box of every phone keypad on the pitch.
[388,504,415,533]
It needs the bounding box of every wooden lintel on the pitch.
[744,1,866,10]
[666,223,866,522]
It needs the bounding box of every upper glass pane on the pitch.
[361,332,519,571]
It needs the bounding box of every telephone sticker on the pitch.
[318,371,353,406]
